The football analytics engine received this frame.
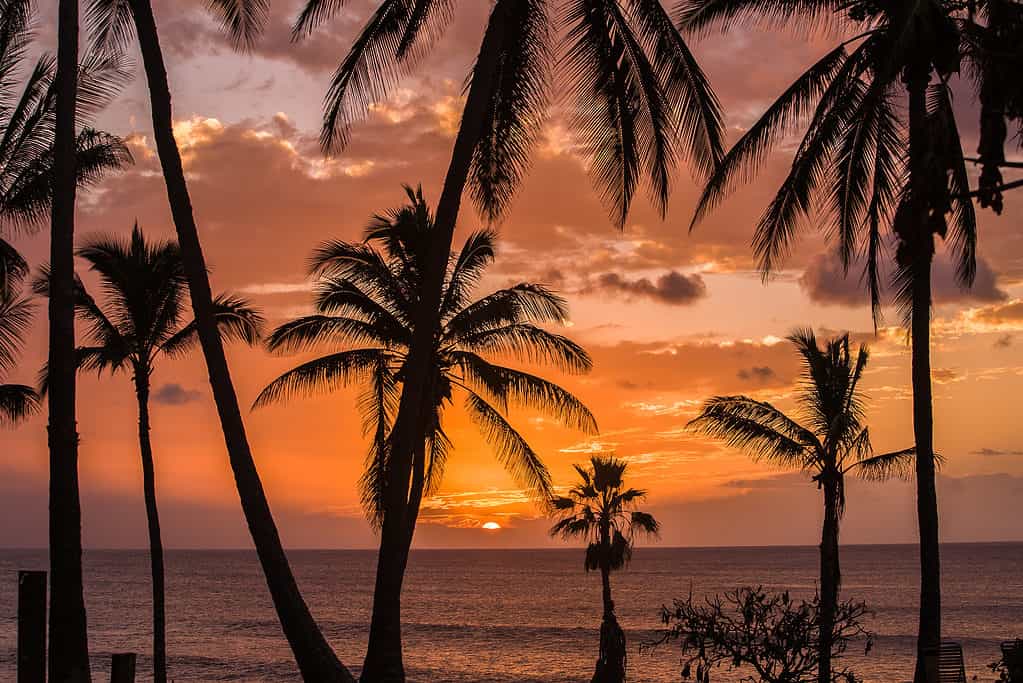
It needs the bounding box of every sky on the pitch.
[2,0,1022,549]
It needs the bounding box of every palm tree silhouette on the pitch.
[550,454,659,683]
[294,4,722,676]
[0,245,37,425]
[36,225,262,683]
[0,0,137,675]
[83,2,352,679]
[256,183,596,593]
[688,330,917,683]
[678,0,986,676]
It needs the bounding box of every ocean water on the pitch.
[0,543,1020,682]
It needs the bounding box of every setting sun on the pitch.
[481,522,501,531]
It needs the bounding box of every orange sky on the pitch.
[2,0,1022,549]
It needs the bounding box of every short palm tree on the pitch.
[687,330,916,683]
[551,455,658,683]
[256,184,596,609]
[679,0,989,676]
[295,3,723,676]
[83,3,350,679]
[0,244,37,425]
[37,225,263,683]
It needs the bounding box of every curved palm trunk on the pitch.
[48,1,91,679]
[127,3,352,681]
[818,477,841,683]
[906,68,940,683]
[134,375,167,683]
[359,10,510,682]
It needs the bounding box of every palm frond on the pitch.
[207,0,269,49]
[252,348,387,408]
[84,0,135,53]
[687,395,817,468]
[453,322,592,374]
[439,229,497,321]
[690,42,850,230]
[454,351,597,433]
[445,283,568,340]
[263,314,393,355]
[468,0,551,222]
[676,0,842,36]
[0,292,32,372]
[465,391,554,506]
[0,381,38,424]
[853,447,919,481]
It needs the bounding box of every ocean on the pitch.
[0,543,1020,682]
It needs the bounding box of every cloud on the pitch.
[585,270,708,306]
[968,299,1023,328]
[737,366,776,383]
[152,383,202,406]
[994,334,1013,348]
[970,448,1023,457]
[799,251,1008,308]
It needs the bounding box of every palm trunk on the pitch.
[359,9,510,682]
[905,66,940,683]
[134,374,167,683]
[127,3,351,681]
[593,524,624,683]
[48,1,91,680]
[818,477,841,683]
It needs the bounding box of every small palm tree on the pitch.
[0,244,37,425]
[256,184,596,595]
[687,330,916,683]
[37,225,263,683]
[550,454,659,683]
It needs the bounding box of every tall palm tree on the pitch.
[83,3,353,680]
[550,454,659,683]
[0,244,37,425]
[295,3,723,677]
[687,330,916,683]
[678,0,981,677]
[256,183,597,600]
[36,225,263,683]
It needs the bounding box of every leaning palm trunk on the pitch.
[904,66,940,683]
[359,8,509,682]
[126,2,351,680]
[134,376,167,683]
[819,476,841,683]
[49,1,92,680]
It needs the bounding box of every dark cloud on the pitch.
[737,366,776,382]
[799,251,1008,308]
[586,271,707,306]
[153,383,202,406]
[970,448,1023,457]
[994,334,1013,348]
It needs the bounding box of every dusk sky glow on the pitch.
[2,0,1022,550]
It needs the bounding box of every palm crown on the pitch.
[34,225,263,385]
[550,455,659,573]
[294,0,724,227]
[688,330,918,518]
[683,0,978,323]
[0,242,36,424]
[256,185,597,523]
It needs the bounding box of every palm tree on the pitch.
[295,3,723,676]
[679,0,983,677]
[550,454,659,683]
[0,244,38,425]
[688,330,917,683]
[256,183,597,604]
[36,225,263,683]
[83,3,353,680]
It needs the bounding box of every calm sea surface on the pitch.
[0,544,1020,682]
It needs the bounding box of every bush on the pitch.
[991,640,1023,683]
[648,586,872,683]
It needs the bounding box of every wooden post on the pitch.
[110,653,136,683]
[17,570,46,683]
